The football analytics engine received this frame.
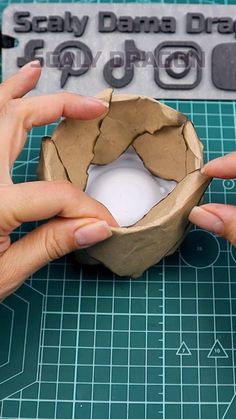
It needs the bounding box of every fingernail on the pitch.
[74,221,112,247]
[189,206,224,235]
[19,60,41,72]
[84,96,109,108]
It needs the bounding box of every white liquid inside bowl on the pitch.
[85,147,177,227]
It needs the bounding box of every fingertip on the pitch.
[86,97,109,108]
[189,205,224,235]
[74,220,112,248]
[0,60,42,102]
[19,60,41,73]
[80,96,109,119]
[18,60,42,89]
[200,159,215,175]
[200,162,218,178]
[104,210,119,228]
[188,206,201,224]
[107,220,119,228]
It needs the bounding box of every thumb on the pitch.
[0,217,112,299]
[189,203,236,244]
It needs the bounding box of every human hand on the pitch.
[0,61,118,300]
[189,152,236,245]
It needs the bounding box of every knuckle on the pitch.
[53,179,78,197]
[55,91,70,106]
[0,236,11,254]
[0,187,18,235]
[58,91,76,101]
[58,91,69,99]
[42,224,67,261]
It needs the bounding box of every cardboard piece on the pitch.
[38,89,211,277]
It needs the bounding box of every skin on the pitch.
[0,60,118,301]
[189,154,236,245]
[1,61,235,299]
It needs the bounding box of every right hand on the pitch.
[189,152,236,246]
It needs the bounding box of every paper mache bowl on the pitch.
[38,89,211,277]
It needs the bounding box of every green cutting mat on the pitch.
[1,1,236,418]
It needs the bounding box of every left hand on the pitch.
[0,60,118,300]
